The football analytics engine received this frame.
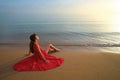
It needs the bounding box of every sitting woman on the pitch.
[13,33,64,71]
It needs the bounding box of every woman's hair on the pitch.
[29,33,36,53]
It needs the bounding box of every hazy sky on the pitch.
[0,0,120,24]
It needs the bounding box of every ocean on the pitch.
[0,23,120,53]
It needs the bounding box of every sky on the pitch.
[0,0,120,25]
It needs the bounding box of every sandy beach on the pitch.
[0,46,120,80]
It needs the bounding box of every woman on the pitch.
[13,33,64,71]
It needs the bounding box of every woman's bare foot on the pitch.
[48,48,61,53]
[55,48,61,52]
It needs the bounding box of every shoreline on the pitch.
[1,42,120,53]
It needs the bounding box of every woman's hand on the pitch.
[25,53,30,56]
[44,59,50,63]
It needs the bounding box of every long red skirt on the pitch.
[13,43,64,71]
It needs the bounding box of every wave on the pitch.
[1,43,120,47]
[55,43,120,47]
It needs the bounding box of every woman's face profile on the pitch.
[35,35,39,40]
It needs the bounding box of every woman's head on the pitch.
[30,33,39,42]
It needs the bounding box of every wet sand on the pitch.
[0,47,120,80]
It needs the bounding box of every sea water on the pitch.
[0,23,120,53]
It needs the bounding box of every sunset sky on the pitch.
[0,0,120,25]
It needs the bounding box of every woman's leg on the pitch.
[45,44,61,54]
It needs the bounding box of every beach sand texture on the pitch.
[0,47,120,80]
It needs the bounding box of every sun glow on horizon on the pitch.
[78,1,119,19]
[109,0,120,32]
[110,15,120,32]
[76,0,120,32]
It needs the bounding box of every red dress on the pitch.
[13,43,64,71]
